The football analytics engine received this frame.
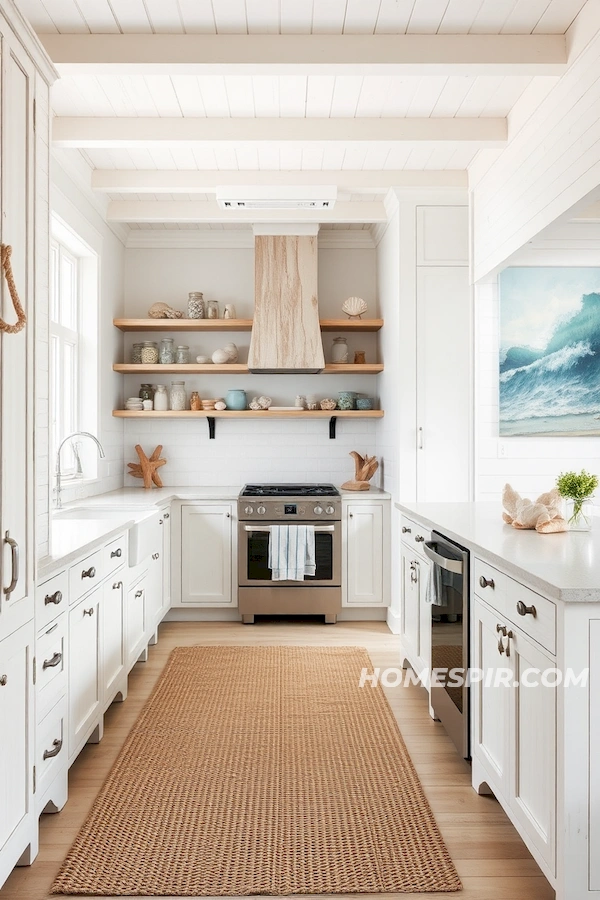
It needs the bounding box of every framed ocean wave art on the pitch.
[499,267,600,436]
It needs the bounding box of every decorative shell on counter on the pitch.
[320,398,337,410]
[341,296,368,319]
[148,302,184,319]
[249,396,271,410]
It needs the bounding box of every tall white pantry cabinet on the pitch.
[0,3,55,886]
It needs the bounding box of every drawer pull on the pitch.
[0,675,7,686]
[3,531,19,598]
[83,607,94,616]
[135,590,143,598]
[498,638,505,655]
[496,624,507,636]
[516,600,537,618]
[479,575,495,589]
[81,566,96,579]
[45,622,59,635]
[45,590,63,606]
[110,548,122,558]
[43,738,63,760]
[42,652,62,670]
[402,526,411,534]
[113,581,123,590]
[415,535,425,542]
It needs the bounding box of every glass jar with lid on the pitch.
[188,292,205,318]
[170,381,186,411]
[154,384,168,411]
[176,345,190,364]
[131,342,143,364]
[139,383,154,402]
[159,338,175,364]
[141,341,159,364]
[206,300,219,319]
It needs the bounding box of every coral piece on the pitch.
[127,444,166,489]
[341,451,379,491]
[148,302,183,319]
[502,483,567,534]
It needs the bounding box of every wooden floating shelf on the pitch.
[113,409,383,419]
[113,317,383,333]
[113,363,384,375]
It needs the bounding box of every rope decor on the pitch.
[50,646,462,896]
[0,244,27,334]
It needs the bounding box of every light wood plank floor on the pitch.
[0,620,555,900]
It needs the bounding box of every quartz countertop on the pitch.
[396,501,600,603]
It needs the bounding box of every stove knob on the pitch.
[326,505,335,515]
[244,506,254,515]
[257,506,266,515]
[314,506,323,515]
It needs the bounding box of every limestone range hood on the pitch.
[247,224,325,374]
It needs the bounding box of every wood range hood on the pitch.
[248,225,325,374]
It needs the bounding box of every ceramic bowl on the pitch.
[356,397,374,410]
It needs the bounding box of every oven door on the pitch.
[238,522,341,587]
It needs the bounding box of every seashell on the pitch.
[222,342,239,363]
[212,348,230,364]
[341,296,368,319]
[320,398,337,411]
[214,400,227,411]
[148,301,183,319]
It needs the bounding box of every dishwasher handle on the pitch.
[424,541,464,574]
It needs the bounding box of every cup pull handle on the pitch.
[43,738,63,760]
[43,652,62,670]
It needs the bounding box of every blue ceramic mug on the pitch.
[225,389,247,410]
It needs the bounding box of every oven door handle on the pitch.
[243,525,336,533]
[423,541,464,574]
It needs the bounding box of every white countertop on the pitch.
[396,501,600,603]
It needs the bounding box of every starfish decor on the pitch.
[127,444,166,489]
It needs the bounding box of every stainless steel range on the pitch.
[238,484,341,624]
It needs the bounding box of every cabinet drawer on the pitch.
[474,557,556,655]
[36,696,67,800]
[69,549,103,604]
[400,516,430,559]
[36,570,68,631]
[36,617,67,721]
[104,534,127,577]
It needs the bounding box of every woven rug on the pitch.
[51,646,461,896]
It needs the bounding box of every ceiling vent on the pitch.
[216,186,337,211]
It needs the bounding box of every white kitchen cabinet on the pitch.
[125,577,146,670]
[400,543,420,667]
[159,507,171,614]
[68,591,102,763]
[345,503,384,606]
[0,621,36,886]
[102,575,125,711]
[399,516,431,678]
[177,504,234,606]
[416,206,469,266]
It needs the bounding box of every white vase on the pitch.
[331,337,349,363]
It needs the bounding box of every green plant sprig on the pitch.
[556,469,598,501]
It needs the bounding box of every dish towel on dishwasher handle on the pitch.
[425,562,443,606]
[268,524,316,581]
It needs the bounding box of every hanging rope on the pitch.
[0,244,26,334]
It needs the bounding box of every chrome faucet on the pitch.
[55,432,106,509]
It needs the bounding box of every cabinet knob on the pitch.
[44,590,62,605]
[82,566,96,579]
[402,526,411,534]
[516,600,536,618]
[152,552,160,560]
[415,535,424,542]
[496,623,507,636]
[135,590,143,598]
[83,607,94,616]
[0,675,7,686]
[164,512,170,519]
[349,512,353,517]
[43,738,63,760]
[479,575,495,589]
[43,652,62,670]
[113,581,123,590]
[159,519,163,524]
[110,548,122,558]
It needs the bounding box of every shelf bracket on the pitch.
[329,416,337,440]
[207,417,216,440]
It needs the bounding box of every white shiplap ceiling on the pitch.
[17,0,588,35]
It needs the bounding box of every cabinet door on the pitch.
[180,505,232,606]
[0,621,34,879]
[0,25,35,642]
[146,553,163,633]
[102,577,124,709]
[68,592,101,760]
[417,556,431,672]
[471,599,510,796]
[509,628,556,874]
[345,504,383,605]
[400,543,420,668]
[126,579,146,671]
[416,266,471,503]
[160,509,171,613]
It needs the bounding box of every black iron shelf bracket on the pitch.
[207,417,216,439]
[329,416,337,439]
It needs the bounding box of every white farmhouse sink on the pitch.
[53,506,161,566]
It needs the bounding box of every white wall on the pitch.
[122,239,379,487]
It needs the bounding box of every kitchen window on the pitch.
[49,215,99,482]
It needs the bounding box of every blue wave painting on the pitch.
[499,267,600,436]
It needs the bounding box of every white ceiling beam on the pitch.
[106,199,387,224]
[54,117,506,149]
[41,34,566,76]
[91,169,468,193]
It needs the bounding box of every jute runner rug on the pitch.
[51,646,461,895]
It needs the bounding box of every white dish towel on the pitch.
[268,525,316,581]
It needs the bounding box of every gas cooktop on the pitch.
[240,483,340,498]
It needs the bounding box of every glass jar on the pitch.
[206,300,219,319]
[139,383,154,402]
[331,337,349,363]
[176,345,190,364]
[188,291,205,319]
[190,391,202,411]
[565,497,594,531]
[223,304,236,319]
[141,341,159,364]
[159,338,175,364]
[131,342,143,364]
[170,381,186,411]
[153,384,168,411]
